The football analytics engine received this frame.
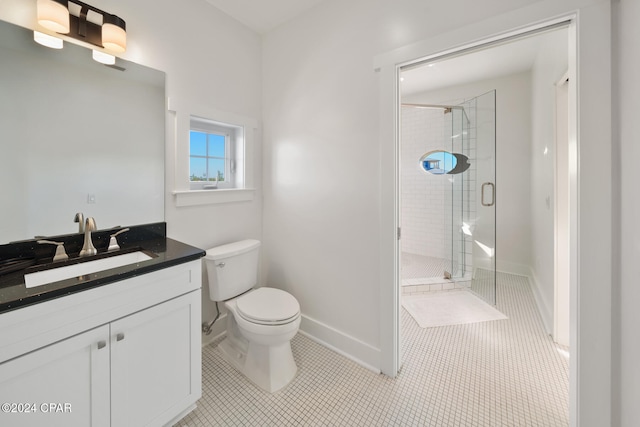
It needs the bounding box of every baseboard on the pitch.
[474,258,532,278]
[165,403,197,427]
[200,313,382,374]
[299,314,381,374]
[495,260,531,277]
[528,268,553,334]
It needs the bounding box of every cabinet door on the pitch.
[111,291,201,427]
[0,325,110,427]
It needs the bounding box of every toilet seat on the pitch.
[236,287,300,325]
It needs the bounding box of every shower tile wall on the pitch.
[401,105,476,279]
[401,107,448,261]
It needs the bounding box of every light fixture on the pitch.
[37,0,70,33]
[34,31,64,49]
[92,49,115,65]
[102,14,126,53]
[35,0,126,54]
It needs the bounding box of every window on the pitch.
[189,130,227,184]
[173,112,256,206]
[189,117,241,190]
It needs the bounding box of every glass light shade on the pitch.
[92,50,115,65]
[33,31,63,49]
[102,23,126,53]
[37,0,70,34]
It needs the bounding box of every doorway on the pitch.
[377,5,613,425]
[396,23,572,424]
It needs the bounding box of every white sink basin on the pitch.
[25,251,153,289]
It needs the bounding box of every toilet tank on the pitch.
[204,239,261,301]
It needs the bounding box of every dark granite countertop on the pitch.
[0,222,205,314]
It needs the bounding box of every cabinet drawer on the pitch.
[0,260,201,363]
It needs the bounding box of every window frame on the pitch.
[171,107,257,207]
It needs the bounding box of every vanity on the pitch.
[0,223,205,427]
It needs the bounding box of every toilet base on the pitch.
[218,334,298,393]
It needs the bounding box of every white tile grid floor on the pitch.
[401,253,453,281]
[175,272,568,426]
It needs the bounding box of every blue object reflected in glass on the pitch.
[420,150,470,175]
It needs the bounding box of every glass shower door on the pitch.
[469,90,497,305]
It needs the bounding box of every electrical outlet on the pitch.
[87,193,96,204]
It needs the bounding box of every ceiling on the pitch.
[401,28,568,96]
[204,0,327,34]
[200,1,567,97]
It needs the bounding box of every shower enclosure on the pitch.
[400,91,496,304]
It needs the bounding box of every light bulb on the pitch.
[37,0,70,34]
[92,50,115,65]
[33,31,63,49]
[102,18,126,53]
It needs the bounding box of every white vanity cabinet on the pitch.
[0,325,111,427]
[0,259,202,427]
[110,291,200,427]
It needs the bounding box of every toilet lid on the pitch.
[236,288,300,325]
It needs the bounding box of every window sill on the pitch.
[172,188,255,207]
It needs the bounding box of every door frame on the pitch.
[375,1,612,426]
[554,72,571,348]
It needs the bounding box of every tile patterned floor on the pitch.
[175,272,569,426]
[401,253,452,281]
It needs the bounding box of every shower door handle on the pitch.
[481,182,495,207]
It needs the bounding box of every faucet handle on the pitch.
[37,240,69,262]
[108,228,130,252]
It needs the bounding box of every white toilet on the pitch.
[204,239,301,392]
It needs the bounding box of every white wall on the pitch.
[404,72,533,277]
[0,0,264,340]
[262,0,543,367]
[529,29,569,333]
[615,0,640,425]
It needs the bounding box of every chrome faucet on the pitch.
[74,212,85,233]
[79,217,97,257]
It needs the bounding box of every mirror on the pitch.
[0,20,165,243]
[419,150,471,175]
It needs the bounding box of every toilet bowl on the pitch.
[219,288,301,392]
[204,240,301,392]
